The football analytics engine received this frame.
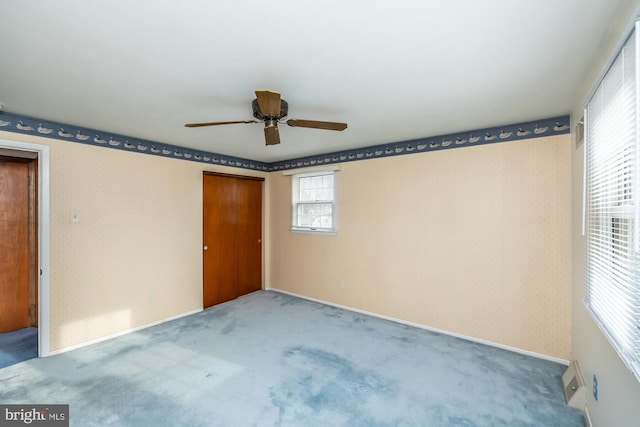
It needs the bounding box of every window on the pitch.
[291,170,336,234]
[585,25,640,382]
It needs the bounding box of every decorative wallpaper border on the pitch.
[0,112,570,171]
[270,116,570,171]
[0,112,270,171]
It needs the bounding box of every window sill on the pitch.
[290,228,337,236]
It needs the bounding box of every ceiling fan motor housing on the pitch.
[264,119,278,129]
[252,98,288,120]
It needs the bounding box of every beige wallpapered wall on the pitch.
[1,130,570,358]
[0,130,268,351]
[269,134,572,359]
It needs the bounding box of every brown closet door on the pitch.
[0,160,30,332]
[202,173,263,308]
[203,174,239,308]
[236,178,262,296]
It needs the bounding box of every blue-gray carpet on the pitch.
[0,291,583,426]
[0,327,38,369]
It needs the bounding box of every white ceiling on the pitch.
[0,1,630,163]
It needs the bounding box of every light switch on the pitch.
[70,211,80,223]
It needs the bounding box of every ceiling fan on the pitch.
[185,90,348,146]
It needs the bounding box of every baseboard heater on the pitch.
[562,360,586,409]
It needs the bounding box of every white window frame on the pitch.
[584,22,640,383]
[285,166,339,235]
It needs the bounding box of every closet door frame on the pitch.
[202,172,263,308]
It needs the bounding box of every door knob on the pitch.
[203,245,208,250]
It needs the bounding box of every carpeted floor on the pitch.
[0,326,38,369]
[0,291,583,426]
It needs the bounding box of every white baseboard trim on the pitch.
[267,288,570,366]
[48,308,203,356]
[584,406,593,427]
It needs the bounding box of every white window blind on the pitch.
[291,171,336,234]
[585,25,640,382]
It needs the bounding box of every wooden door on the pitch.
[203,174,239,308]
[236,178,262,296]
[202,173,263,308]
[0,160,30,332]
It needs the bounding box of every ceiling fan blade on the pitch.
[255,90,282,117]
[264,125,280,146]
[286,119,348,131]
[185,120,258,128]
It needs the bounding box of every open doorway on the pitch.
[0,139,50,366]
[0,152,38,368]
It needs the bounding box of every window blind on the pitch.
[585,25,640,382]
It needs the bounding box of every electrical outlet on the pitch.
[593,374,598,401]
[338,279,345,289]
